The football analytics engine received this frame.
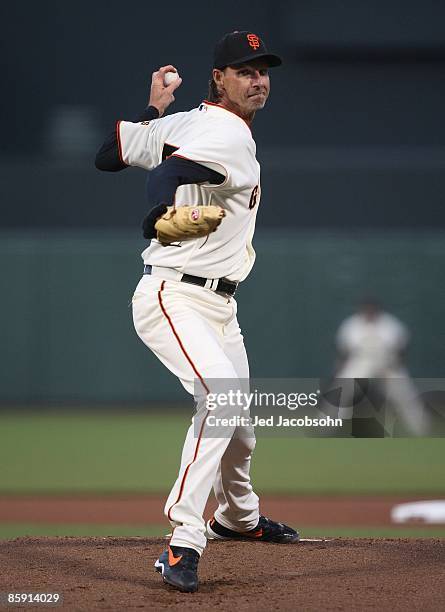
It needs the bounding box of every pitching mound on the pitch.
[1,537,444,610]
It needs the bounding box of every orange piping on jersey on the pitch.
[171,154,192,161]
[202,100,252,132]
[157,281,210,521]
[116,120,127,165]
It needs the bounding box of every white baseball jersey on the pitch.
[336,312,409,375]
[118,102,261,281]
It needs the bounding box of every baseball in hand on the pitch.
[164,71,180,86]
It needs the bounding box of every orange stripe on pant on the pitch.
[157,280,210,521]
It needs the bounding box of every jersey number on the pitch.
[249,185,259,210]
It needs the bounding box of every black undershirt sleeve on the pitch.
[94,106,160,172]
[146,156,225,206]
[94,107,226,238]
[142,156,226,239]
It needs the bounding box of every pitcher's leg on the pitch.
[213,432,259,530]
[133,278,242,554]
[212,313,260,530]
[167,369,249,553]
[164,410,233,552]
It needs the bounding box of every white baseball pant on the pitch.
[337,361,430,435]
[132,272,259,555]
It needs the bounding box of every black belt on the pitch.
[143,265,238,297]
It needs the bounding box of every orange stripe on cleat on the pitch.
[168,546,183,566]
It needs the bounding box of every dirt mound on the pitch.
[1,537,444,610]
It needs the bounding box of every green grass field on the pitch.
[1,411,444,539]
[1,411,444,494]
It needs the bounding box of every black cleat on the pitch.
[154,545,199,593]
[206,515,299,544]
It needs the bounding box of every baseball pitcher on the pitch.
[96,31,298,593]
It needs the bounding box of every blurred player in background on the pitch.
[334,298,430,435]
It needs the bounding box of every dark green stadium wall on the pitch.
[2,230,443,404]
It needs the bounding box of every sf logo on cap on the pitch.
[247,33,260,50]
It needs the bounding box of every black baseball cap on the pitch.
[213,31,282,70]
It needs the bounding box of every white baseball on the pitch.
[164,71,180,86]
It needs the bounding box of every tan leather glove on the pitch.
[154,205,226,246]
